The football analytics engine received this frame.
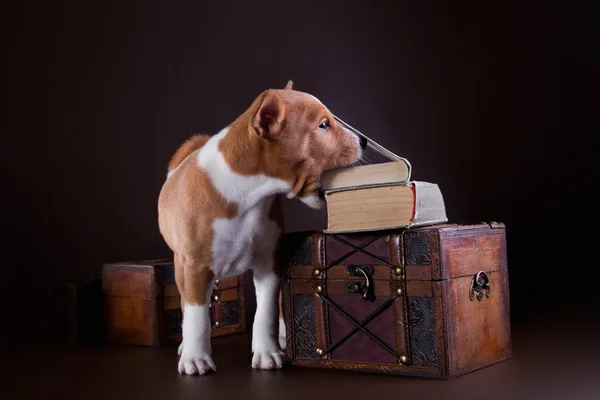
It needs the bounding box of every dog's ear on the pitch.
[253,90,286,138]
[284,80,294,90]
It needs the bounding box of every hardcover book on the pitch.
[320,161,410,191]
[323,181,448,234]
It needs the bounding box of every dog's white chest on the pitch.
[210,198,280,278]
[197,128,288,278]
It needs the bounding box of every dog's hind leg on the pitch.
[174,254,185,356]
[278,290,286,350]
[177,260,216,375]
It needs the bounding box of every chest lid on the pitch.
[281,222,507,282]
[102,259,240,299]
[403,222,507,281]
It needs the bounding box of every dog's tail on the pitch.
[168,134,211,172]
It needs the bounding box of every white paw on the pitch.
[178,351,217,375]
[299,193,325,209]
[278,318,287,350]
[177,341,184,356]
[252,347,285,370]
[278,334,287,350]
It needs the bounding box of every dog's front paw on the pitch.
[278,317,287,350]
[178,350,217,375]
[252,347,285,370]
[278,334,287,351]
[298,192,325,210]
[177,341,184,356]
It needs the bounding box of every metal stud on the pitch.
[316,285,323,294]
[215,279,220,285]
[214,321,220,328]
[316,348,324,357]
[396,288,403,296]
[398,355,408,364]
[394,267,403,276]
[213,295,220,302]
[313,268,321,276]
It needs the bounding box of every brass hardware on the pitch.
[346,282,363,293]
[316,285,323,294]
[398,355,408,364]
[396,288,403,296]
[394,267,403,276]
[214,321,220,328]
[313,268,321,276]
[469,271,490,301]
[344,266,374,301]
[215,279,220,285]
[346,265,373,277]
[316,348,324,357]
[318,292,401,362]
[213,295,220,303]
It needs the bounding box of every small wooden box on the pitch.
[102,259,246,347]
[280,222,512,379]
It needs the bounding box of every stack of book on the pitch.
[320,117,448,234]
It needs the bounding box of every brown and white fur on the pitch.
[157,81,363,375]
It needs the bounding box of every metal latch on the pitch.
[346,266,375,301]
[469,271,491,301]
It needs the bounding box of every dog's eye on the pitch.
[319,121,331,130]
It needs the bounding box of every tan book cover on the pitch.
[320,161,410,191]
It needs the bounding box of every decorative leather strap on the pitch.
[311,232,409,365]
[323,234,394,271]
[316,292,400,359]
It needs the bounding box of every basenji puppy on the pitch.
[157,81,365,375]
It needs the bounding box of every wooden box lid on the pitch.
[102,258,239,299]
[281,222,507,282]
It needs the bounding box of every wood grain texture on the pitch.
[440,226,506,279]
[102,267,157,299]
[163,285,179,297]
[443,269,512,377]
[103,297,158,347]
[281,222,512,379]
[405,265,433,281]
[290,358,445,379]
[406,280,433,297]
[102,260,246,347]
[163,296,180,310]
[433,288,447,377]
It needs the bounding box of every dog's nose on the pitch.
[358,135,368,149]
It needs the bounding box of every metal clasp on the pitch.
[469,271,490,301]
[346,266,374,301]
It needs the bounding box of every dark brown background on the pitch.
[5,0,597,345]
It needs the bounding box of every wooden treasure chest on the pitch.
[102,259,246,347]
[280,222,512,379]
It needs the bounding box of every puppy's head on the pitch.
[250,80,364,208]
